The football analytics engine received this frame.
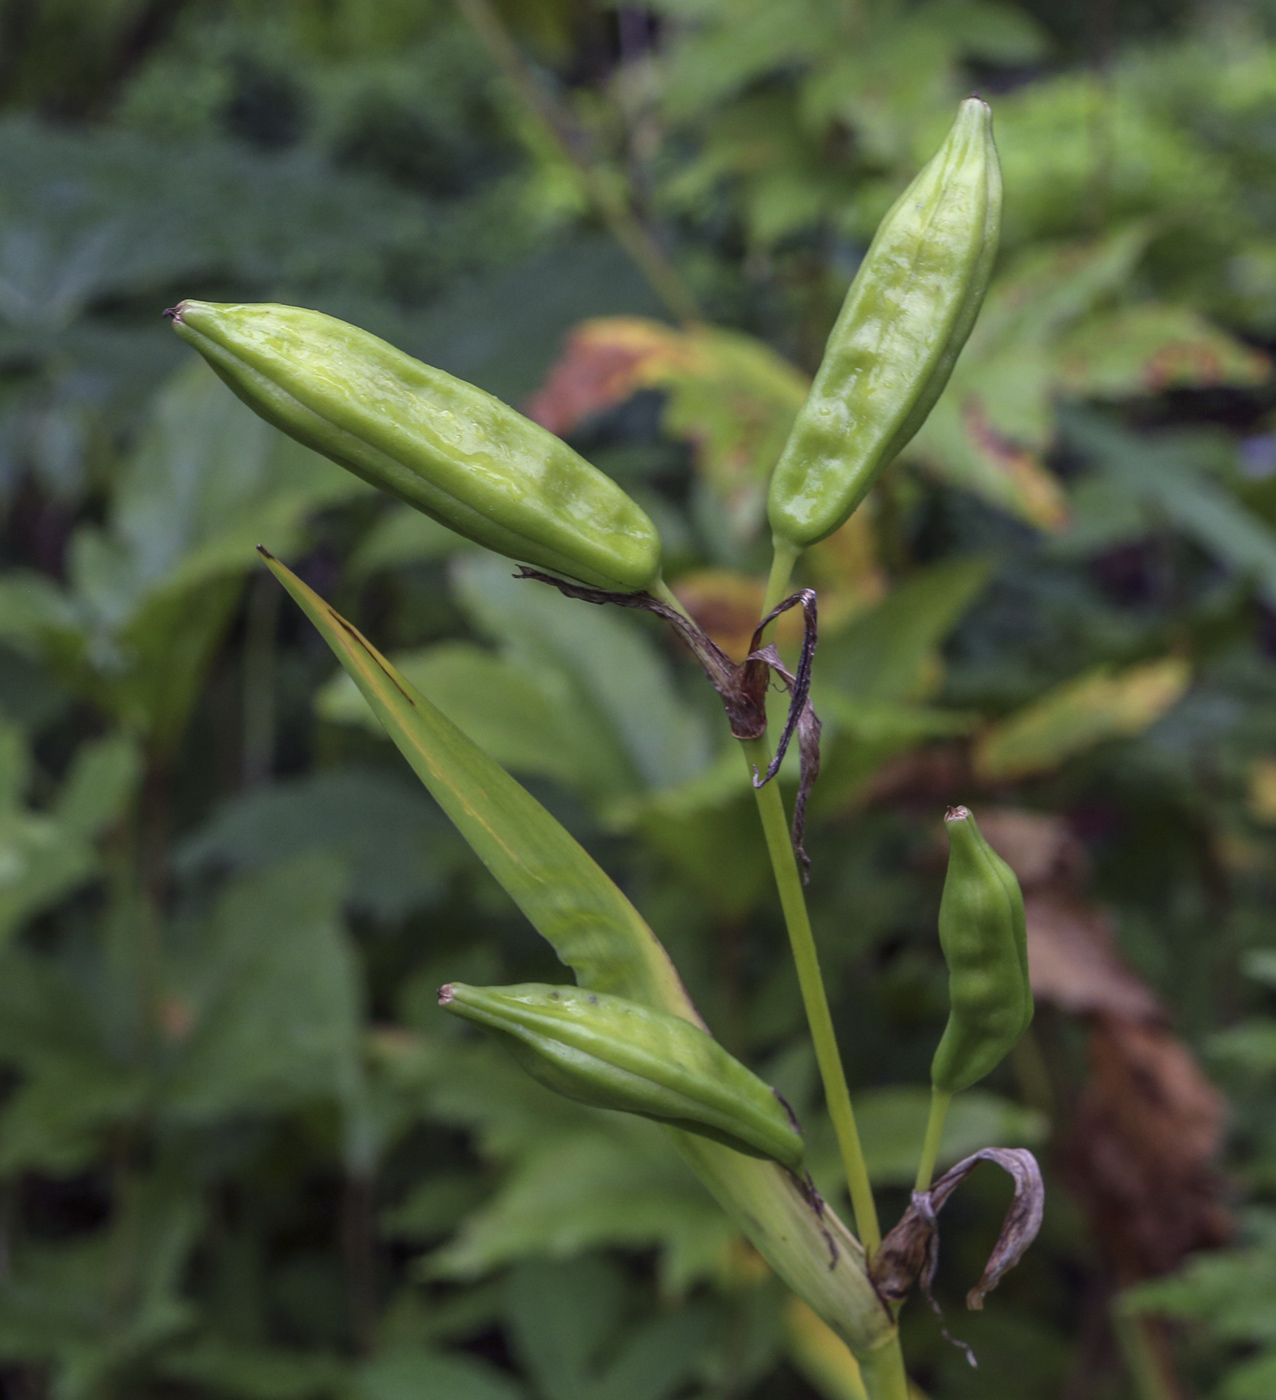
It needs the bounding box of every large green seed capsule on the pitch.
[768,98,1002,551]
[439,982,804,1169]
[930,806,1033,1094]
[167,301,663,592]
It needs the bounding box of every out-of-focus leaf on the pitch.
[671,569,803,661]
[176,768,457,921]
[0,720,104,945]
[820,555,993,702]
[354,1345,523,1400]
[316,643,597,793]
[349,506,474,578]
[157,1340,347,1400]
[1246,758,1276,824]
[505,1257,710,1400]
[908,227,1268,530]
[811,697,977,814]
[0,1165,200,1394]
[165,855,363,1121]
[430,1124,732,1292]
[452,554,714,797]
[71,360,361,629]
[1125,1210,1276,1397]
[53,732,141,838]
[0,1056,149,1174]
[974,656,1190,781]
[1068,413,1276,608]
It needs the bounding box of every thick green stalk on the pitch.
[741,735,880,1255]
[915,1088,952,1194]
[858,1342,913,1400]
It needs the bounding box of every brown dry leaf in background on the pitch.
[673,569,803,661]
[976,807,1231,1284]
[1066,1019,1231,1283]
[977,810,1163,1022]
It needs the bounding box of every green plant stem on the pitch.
[914,1088,952,1193]
[454,0,702,326]
[740,735,880,1255]
[652,576,695,621]
[762,538,801,615]
[1113,1305,1181,1400]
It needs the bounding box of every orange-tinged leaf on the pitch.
[974,657,1189,781]
[529,317,810,543]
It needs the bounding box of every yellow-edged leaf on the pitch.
[975,657,1190,781]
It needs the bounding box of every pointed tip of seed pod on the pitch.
[256,544,274,560]
[945,804,972,823]
[438,984,455,1005]
[162,303,186,322]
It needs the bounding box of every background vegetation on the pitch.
[3,0,1276,1395]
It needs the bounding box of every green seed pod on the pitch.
[768,97,1001,551]
[439,982,804,1169]
[930,806,1033,1094]
[166,301,662,592]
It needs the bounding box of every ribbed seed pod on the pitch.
[167,301,663,593]
[439,982,804,1170]
[930,806,1033,1094]
[768,98,1002,551]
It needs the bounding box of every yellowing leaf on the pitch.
[974,657,1190,781]
[785,1298,868,1400]
[1246,758,1276,824]
[1056,304,1270,398]
[910,393,1069,531]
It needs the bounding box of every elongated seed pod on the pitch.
[167,301,663,592]
[440,982,804,1169]
[930,806,1033,1094]
[768,98,1001,550]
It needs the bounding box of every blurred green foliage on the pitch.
[3,0,1276,1396]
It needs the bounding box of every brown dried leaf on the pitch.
[974,808,1087,891]
[976,809,1164,1021]
[1064,1020,1231,1284]
[1024,892,1164,1022]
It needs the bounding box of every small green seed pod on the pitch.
[167,301,662,593]
[768,97,1002,551]
[439,982,804,1169]
[930,806,1033,1094]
